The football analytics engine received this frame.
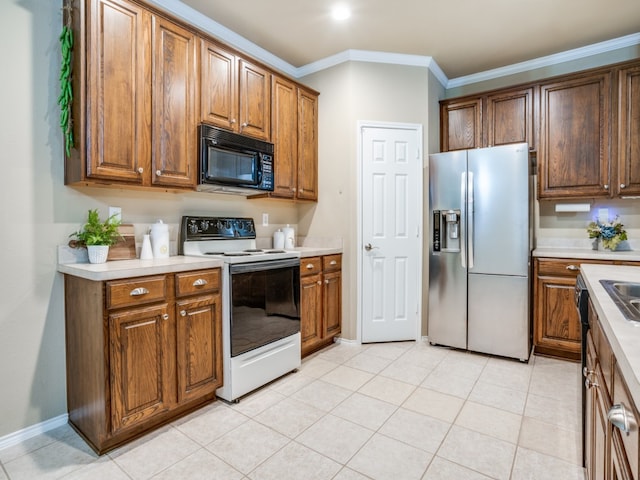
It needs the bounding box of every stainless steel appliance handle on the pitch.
[229,257,300,274]
[608,403,637,433]
[468,171,474,269]
[460,172,467,269]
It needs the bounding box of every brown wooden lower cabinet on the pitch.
[300,254,342,357]
[64,268,222,454]
[585,300,639,480]
[532,257,637,360]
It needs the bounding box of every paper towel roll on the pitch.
[273,230,285,249]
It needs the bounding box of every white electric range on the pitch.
[179,216,301,402]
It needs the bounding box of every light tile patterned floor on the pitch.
[0,341,587,480]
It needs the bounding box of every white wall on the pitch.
[301,61,433,340]
[0,0,300,438]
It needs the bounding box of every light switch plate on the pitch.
[262,213,269,226]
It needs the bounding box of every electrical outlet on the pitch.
[262,213,269,226]
[108,206,122,223]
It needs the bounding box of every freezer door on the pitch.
[428,150,467,349]
[468,273,530,360]
[467,144,530,276]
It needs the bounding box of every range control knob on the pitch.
[200,220,210,231]
[188,221,199,234]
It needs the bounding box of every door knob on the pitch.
[364,243,378,251]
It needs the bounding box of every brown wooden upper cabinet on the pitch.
[270,75,319,201]
[617,64,640,197]
[440,87,534,152]
[440,97,482,151]
[538,71,611,199]
[67,0,197,189]
[200,40,271,141]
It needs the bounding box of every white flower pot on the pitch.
[87,245,109,264]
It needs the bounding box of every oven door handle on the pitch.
[229,257,301,274]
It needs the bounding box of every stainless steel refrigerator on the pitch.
[428,143,531,361]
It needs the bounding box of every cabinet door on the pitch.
[485,87,534,149]
[271,75,298,198]
[297,88,319,201]
[109,303,173,434]
[539,71,611,199]
[176,294,222,404]
[238,60,270,140]
[612,430,634,480]
[200,40,237,130]
[86,0,151,183]
[300,273,323,356]
[617,65,640,196]
[534,274,581,359]
[593,366,610,480]
[323,270,342,339]
[440,98,482,151]
[151,16,197,188]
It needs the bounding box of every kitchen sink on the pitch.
[600,280,640,323]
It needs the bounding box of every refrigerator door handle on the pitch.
[468,171,474,269]
[460,172,467,269]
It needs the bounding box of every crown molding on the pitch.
[447,32,640,89]
[295,50,448,86]
[143,1,640,90]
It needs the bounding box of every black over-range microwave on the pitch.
[197,124,274,195]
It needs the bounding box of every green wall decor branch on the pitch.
[58,3,74,157]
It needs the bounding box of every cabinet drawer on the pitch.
[536,258,613,277]
[175,269,220,297]
[323,254,342,272]
[106,276,167,309]
[301,257,322,276]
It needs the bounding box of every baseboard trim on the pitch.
[0,414,68,452]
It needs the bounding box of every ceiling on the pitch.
[176,0,640,80]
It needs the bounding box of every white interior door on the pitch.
[360,124,422,343]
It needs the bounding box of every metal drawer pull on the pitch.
[585,377,599,389]
[330,260,337,266]
[317,280,322,285]
[608,403,637,434]
[583,366,594,377]
[325,279,329,284]
[180,310,187,317]
[162,314,169,320]
[193,278,208,287]
[566,265,579,271]
[306,263,315,269]
[130,287,149,296]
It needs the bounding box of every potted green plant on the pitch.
[69,209,122,263]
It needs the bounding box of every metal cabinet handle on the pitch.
[306,263,315,270]
[621,184,626,189]
[291,187,296,192]
[137,167,144,174]
[583,366,594,377]
[608,403,637,434]
[299,188,304,193]
[604,184,609,190]
[162,313,169,320]
[317,280,322,285]
[566,265,579,271]
[193,278,208,287]
[230,118,236,124]
[180,310,187,317]
[241,122,248,128]
[325,279,329,284]
[156,170,162,176]
[130,287,149,296]
[330,260,337,266]
[585,377,599,389]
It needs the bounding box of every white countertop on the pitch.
[57,256,225,281]
[533,247,640,262]
[580,264,640,405]
[293,246,343,258]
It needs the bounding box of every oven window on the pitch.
[230,264,300,357]
[206,144,258,185]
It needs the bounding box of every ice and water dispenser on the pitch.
[432,209,460,252]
